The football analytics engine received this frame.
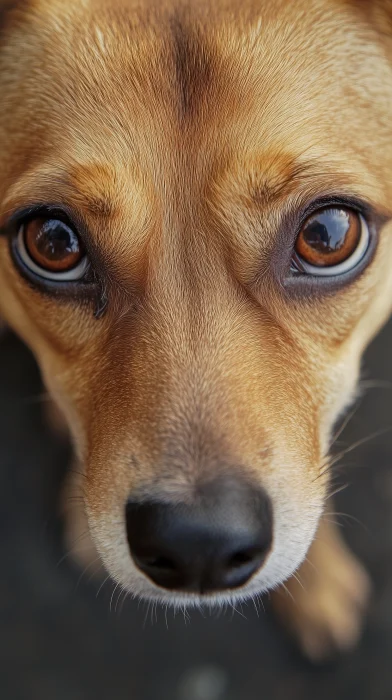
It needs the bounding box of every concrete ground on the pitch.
[0,321,391,700]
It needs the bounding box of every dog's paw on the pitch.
[271,521,371,661]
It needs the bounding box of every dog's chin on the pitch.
[87,500,323,608]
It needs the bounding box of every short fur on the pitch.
[1,0,391,658]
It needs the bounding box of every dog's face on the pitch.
[1,0,392,605]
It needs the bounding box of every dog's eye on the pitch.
[292,207,370,276]
[16,217,89,281]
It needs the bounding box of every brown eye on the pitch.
[25,218,82,271]
[17,217,88,281]
[294,207,370,276]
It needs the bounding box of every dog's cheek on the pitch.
[319,356,362,451]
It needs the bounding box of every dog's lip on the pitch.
[120,567,273,607]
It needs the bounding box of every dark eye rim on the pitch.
[3,204,99,300]
[277,194,385,298]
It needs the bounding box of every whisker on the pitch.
[118,590,130,615]
[182,605,190,624]
[359,378,392,391]
[291,571,306,592]
[330,401,362,448]
[322,517,342,527]
[67,467,87,480]
[280,582,296,605]
[143,601,151,628]
[96,574,111,600]
[229,601,247,620]
[304,554,318,574]
[115,585,125,614]
[62,499,86,510]
[75,556,102,591]
[329,427,391,467]
[109,583,120,613]
[257,594,266,614]
[325,483,349,500]
[55,532,91,567]
[150,601,156,626]
[324,510,367,531]
[251,595,260,618]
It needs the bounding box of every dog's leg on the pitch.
[271,516,370,661]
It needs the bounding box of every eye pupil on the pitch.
[296,207,361,269]
[24,218,83,272]
[305,221,329,248]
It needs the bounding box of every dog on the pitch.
[1,0,392,661]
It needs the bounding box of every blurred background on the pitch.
[0,320,391,700]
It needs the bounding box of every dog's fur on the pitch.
[1,0,392,659]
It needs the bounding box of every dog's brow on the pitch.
[250,160,327,207]
[76,191,113,218]
[63,165,116,218]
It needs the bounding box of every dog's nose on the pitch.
[126,477,272,594]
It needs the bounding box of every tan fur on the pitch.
[1,0,392,656]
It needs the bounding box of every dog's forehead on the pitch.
[2,0,387,132]
[2,0,392,252]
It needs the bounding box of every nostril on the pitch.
[143,556,177,572]
[227,550,256,569]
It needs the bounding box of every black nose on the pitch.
[126,477,273,594]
